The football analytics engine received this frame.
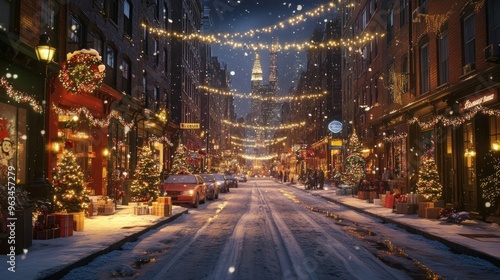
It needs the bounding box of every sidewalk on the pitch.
[0,205,188,280]
[290,182,500,267]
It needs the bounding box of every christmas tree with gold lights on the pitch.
[479,151,500,212]
[416,146,443,202]
[170,142,193,175]
[341,129,366,186]
[52,149,90,212]
[130,144,160,202]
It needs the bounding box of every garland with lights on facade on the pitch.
[52,103,134,129]
[222,120,306,131]
[408,105,500,129]
[383,132,408,143]
[148,135,174,147]
[0,76,43,113]
[198,85,327,101]
[59,49,105,95]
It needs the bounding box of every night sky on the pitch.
[204,0,336,118]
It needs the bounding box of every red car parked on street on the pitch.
[162,174,207,208]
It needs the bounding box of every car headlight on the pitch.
[183,190,194,195]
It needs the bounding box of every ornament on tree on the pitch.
[416,143,443,202]
[130,144,160,202]
[59,49,105,95]
[52,149,90,212]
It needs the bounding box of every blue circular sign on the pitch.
[328,121,343,133]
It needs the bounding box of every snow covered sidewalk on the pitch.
[0,205,187,280]
[292,183,500,267]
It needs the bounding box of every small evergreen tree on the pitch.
[416,147,443,202]
[52,149,90,212]
[130,144,160,202]
[479,151,500,210]
[170,142,193,174]
[341,129,366,185]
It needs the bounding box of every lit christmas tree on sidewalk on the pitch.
[130,144,160,202]
[52,149,90,213]
[341,129,366,186]
[170,141,193,174]
[416,145,443,202]
[479,151,500,214]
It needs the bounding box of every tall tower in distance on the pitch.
[269,38,279,92]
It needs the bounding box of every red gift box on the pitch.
[55,214,74,237]
[384,194,395,209]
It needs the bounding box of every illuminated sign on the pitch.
[180,123,200,129]
[328,121,343,133]
[329,139,343,149]
[460,90,497,112]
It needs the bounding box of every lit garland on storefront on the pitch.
[198,85,327,101]
[383,133,408,143]
[148,135,174,147]
[0,76,43,113]
[239,154,278,160]
[408,105,500,129]
[52,103,134,129]
[223,120,306,131]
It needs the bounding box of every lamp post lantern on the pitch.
[35,34,56,179]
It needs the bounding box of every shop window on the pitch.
[388,137,407,178]
[0,103,27,185]
[463,122,476,189]
[490,115,500,152]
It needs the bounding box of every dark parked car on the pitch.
[226,174,238,188]
[199,174,219,200]
[237,174,248,182]
[161,174,207,208]
[214,173,229,193]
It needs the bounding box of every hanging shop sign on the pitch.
[329,139,343,149]
[328,120,343,133]
[459,90,498,112]
[180,123,200,129]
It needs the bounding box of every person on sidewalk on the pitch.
[317,168,325,190]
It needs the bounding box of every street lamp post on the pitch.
[35,34,56,180]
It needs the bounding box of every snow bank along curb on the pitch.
[292,185,500,268]
[39,209,188,280]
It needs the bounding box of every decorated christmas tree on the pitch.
[170,142,193,174]
[479,151,500,211]
[341,129,366,185]
[130,144,161,202]
[52,149,90,212]
[416,146,443,202]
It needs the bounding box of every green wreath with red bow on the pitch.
[59,49,105,94]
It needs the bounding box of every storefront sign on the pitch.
[180,123,200,129]
[329,139,343,149]
[460,90,498,112]
[328,120,343,133]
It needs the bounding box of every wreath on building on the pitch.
[59,49,105,94]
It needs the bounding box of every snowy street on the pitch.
[61,178,500,280]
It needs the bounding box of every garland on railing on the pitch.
[148,135,174,147]
[0,76,43,113]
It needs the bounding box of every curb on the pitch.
[38,210,188,280]
[292,185,500,268]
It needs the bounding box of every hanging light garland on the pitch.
[148,135,174,147]
[52,103,134,129]
[408,105,500,129]
[231,135,287,144]
[383,132,408,143]
[231,136,287,148]
[0,76,43,113]
[223,120,306,131]
[59,49,105,95]
[198,85,327,101]
[239,153,278,160]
